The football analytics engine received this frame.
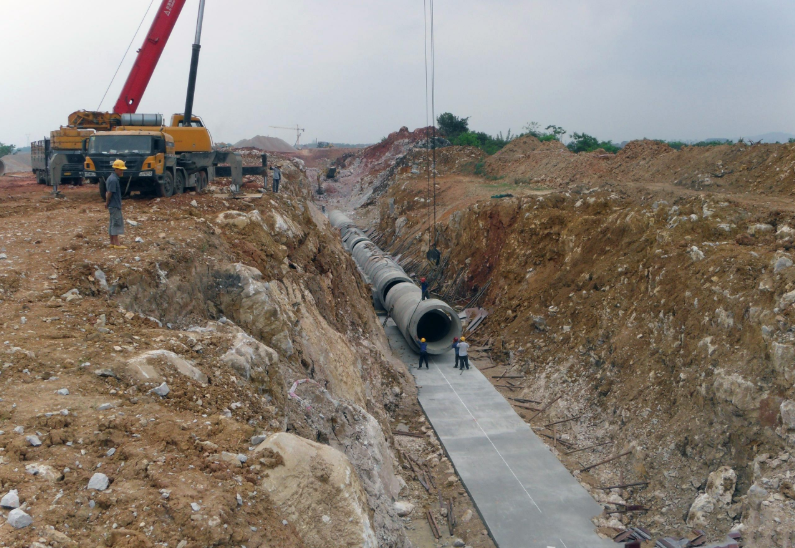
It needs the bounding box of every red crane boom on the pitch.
[113,0,189,114]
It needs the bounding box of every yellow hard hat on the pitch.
[112,159,128,170]
[421,338,426,343]
[460,336,466,342]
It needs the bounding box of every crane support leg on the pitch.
[214,152,243,193]
[48,153,68,197]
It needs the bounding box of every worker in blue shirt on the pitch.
[417,338,429,369]
[452,337,460,368]
[420,277,429,300]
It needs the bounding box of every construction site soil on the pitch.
[4,129,795,547]
[328,131,795,547]
[0,162,495,548]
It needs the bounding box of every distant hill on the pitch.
[744,132,795,144]
[703,133,795,144]
[233,135,296,152]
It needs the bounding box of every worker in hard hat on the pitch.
[105,160,127,249]
[420,277,429,300]
[417,337,429,369]
[457,336,470,370]
[452,337,460,369]
[269,164,282,193]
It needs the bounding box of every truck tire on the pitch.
[174,170,186,195]
[197,170,208,192]
[99,178,107,200]
[36,173,47,186]
[156,171,175,198]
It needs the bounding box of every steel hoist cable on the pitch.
[98,0,157,110]
[422,0,440,265]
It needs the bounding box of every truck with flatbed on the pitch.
[31,127,94,186]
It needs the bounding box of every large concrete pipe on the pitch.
[329,210,462,354]
[384,283,461,354]
[0,159,5,177]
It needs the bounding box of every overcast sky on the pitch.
[2,0,794,147]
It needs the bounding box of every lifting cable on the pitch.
[97,0,156,110]
[423,0,440,265]
[423,0,431,238]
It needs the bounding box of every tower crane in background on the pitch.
[270,125,306,148]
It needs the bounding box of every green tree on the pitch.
[567,132,620,154]
[436,113,470,141]
[545,125,566,140]
[0,142,16,157]
[522,122,565,142]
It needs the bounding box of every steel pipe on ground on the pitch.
[329,211,462,354]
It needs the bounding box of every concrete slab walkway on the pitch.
[385,322,613,548]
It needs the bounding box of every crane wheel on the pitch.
[156,171,175,198]
[99,178,107,200]
[174,171,186,195]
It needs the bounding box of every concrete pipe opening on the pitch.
[410,301,462,354]
[0,159,5,177]
[417,309,452,343]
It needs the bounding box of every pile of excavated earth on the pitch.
[324,130,795,547]
[0,155,496,548]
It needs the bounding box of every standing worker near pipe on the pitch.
[420,277,429,300]
[418,338,429,369]
[458,336,470,370]
[452,337,460,369]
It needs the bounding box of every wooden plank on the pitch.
[536,431,575,448]
[394,430,425,439]
[580,451,632,473]
[599,481,649,491]
[424,463,437,490]
[543,415,582,428]
[508,397,542,404]
[491,375,525,379]
[529,394,562,421]
[565,441,613,455]
[512,402,542,411]
[427,510,441,539]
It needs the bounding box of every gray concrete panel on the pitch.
[385,322,614,548]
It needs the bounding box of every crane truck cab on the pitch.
[83,113,238,199]
[84,130,186,198]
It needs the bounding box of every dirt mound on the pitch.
[614,139,674,161]
[233,135,296,152]
[0,152,31,174]
[481,134,795,197]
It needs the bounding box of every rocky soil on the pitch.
[333,131,795,547]
[0,163,494,548]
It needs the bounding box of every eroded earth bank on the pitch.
[321,128,795,547]
[0,163,494,548]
